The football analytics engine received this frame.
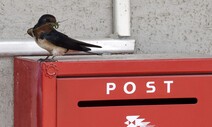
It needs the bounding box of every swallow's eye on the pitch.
[45,19,51,22]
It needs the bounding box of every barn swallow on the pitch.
[27,14,102,61]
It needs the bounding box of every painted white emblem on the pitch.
[125,115,155,127]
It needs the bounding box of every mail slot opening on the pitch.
[78,98,197,107]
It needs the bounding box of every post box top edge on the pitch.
[15,54,212,62]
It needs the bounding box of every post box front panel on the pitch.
[57,75,212,127]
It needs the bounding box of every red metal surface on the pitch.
[55,58,212,76]
[14,59,43,127]
[14,60,57,127]
[57,75,212,127]
[14,56,212,127]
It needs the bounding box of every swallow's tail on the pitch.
[79,46,102,55]
[73,39,102,48]
[82,43,102,48]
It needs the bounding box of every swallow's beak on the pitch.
[27,28,33,37]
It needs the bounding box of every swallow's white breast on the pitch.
[37,39,67,56]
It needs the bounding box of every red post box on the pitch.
[14,55,212,127]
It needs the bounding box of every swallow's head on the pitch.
[34,14,59,29]
[38,14,57,24]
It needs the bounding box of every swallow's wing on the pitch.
[40,30,102,52]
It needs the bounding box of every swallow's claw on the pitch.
[38,59,57,62]
[37,58,57,62]
[37,56,57,62]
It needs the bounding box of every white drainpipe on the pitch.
[113,0,131,37]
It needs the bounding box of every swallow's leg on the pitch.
[44,56,50,60]
[51,56,55,60]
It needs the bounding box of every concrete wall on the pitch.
[0,0,212,126]
[131,0,212,54]
[0,57,13,127]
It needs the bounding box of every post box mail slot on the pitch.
[14,55,212,127]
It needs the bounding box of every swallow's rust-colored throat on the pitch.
[27,23,56,38]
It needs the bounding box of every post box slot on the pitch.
[78,98,197,107]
